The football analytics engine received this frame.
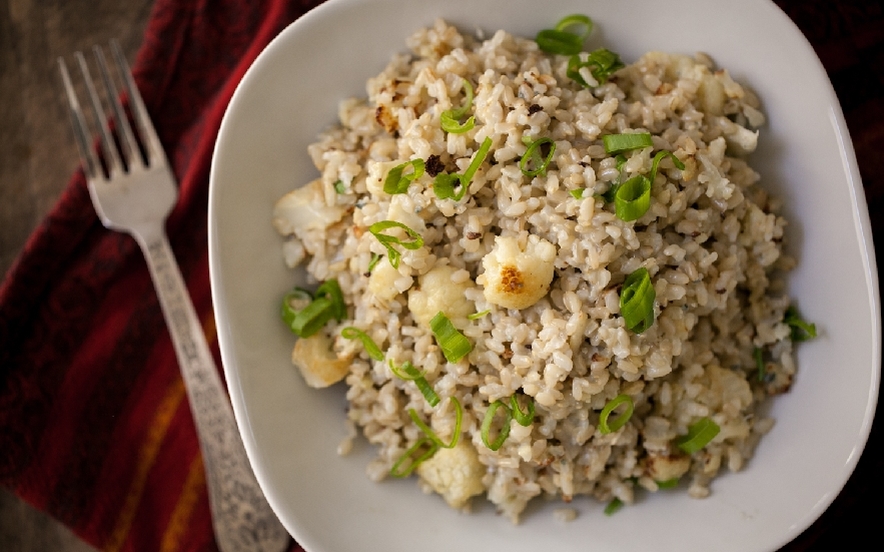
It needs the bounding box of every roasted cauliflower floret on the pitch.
[368,258,404,302]
[407,265,475,329]
[646,452,692,483]
[291,333,353,388]
[272,178,345,237]
[416,440,485,510]
[479,234,556,310]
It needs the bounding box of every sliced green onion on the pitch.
[614,174,652,222]
[604,497,624,516]
[656,478,680,489]
[440,79,475,134]
[280,279,345,338]
[510,394,535,426]
[441,112,475,134]
[390,437,439,478]
[753,346,766,382]
[369,220,424,269]
[333,179,346,194]
[598,394,634,434]
[315,279,346,321]
[566,48,624,87]
[649,150,685,183]
[367,252,382,274]
[554,14,593,38]
[481,400,512,451]
[408,397,463,449]
[619,268,656,333]
[569,188,585,199]
[390,360,440,407]
[468,309,491,320]
[383,159,425,194]
[433,136,493,201]
[535,29,583,55]
[341,327,384,361]
[429,312,473,363]
[676,417,721,454]
[519,137,556,177]
[602,132,653,154]
[784,306,817,342]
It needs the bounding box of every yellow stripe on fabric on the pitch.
[160,455,205,552]
[104,377,187,552]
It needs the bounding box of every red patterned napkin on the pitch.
[0,0,322,550]
[0,1,880,551]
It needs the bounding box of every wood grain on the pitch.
[0,0,153,549]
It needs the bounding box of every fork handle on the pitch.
[133,224,290,552]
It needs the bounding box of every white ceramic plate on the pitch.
[208,0,880,550]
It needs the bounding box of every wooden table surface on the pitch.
[0,0,152,549]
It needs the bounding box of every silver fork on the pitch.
[58,43,290,552]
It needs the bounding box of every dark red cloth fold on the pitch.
[0,0,881,551]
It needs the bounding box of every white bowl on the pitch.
[208,1,880,550]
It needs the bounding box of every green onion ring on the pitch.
[389,437,439,478]
[510,394,535,426]
[341,327,384,361]
[383,159,425,194]
[602,132,653,154]
[368,220,424,269]
[429,312,473,363]
[519,137,555,177]
[598,394,634,434]
[620,267,656,333]
[407,396,463,449]
[614,174,652,222]
[535,29,583,55]
[676,417,721,454]
[389,360,440,407]
[481,400,512,451]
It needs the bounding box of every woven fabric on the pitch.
[0,0,880,550]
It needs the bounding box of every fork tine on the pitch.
[75,51,121,178]
[110,41,165,167]
[94,45,142,171]
[58,56,101,181]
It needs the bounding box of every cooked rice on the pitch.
[272,19,797,523]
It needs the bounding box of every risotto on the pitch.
[271,17,812,523]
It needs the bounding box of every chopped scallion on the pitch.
[280,279,345,338]
[440,79,476,134]
[510,394,535,426]
[554,14,593,38]
[619,267,656,333]
[429,312,473,363]
[598,394,634,434]
[535,29,583,55]
[408,396,463,449]
[390,360,440,407]
[784,306,817,342]
[602,132,653,154]
[604,497,624,515]
[367,252,382,274]
[676,417,721,454]
[566,48,624,87]
[614,174,652,222]
[656,478,680,489]
[368,220,424,269]
[467,309,491,320]
[433,136,493,201]
[481,399,512,451]
[753,346,766,382]
[383,159,425,194]
[390,437,439,478]
[569,188,585,199]
[341,327,384,361]
[333,179,346,194]
[519,137,555,177]
[649,150,685,183]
